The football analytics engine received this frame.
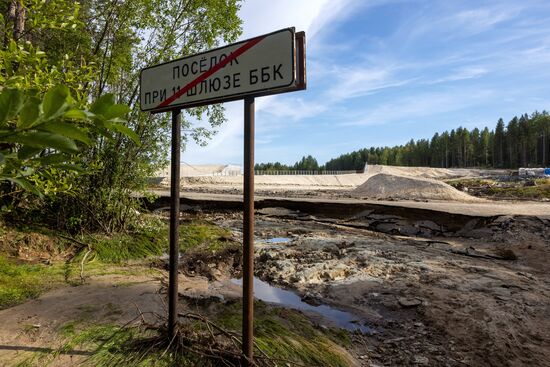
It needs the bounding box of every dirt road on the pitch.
[150,190,550,218]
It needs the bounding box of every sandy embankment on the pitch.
[156,164,504,201]
[352,173,481,202]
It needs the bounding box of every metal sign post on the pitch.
[168,108,181,340]
[242,97,255,363]
[140,28,306,366]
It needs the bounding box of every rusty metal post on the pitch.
[242,97,255,365]
[168,108,181,340]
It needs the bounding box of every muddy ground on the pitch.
[1,202,548,366]
[180,206,550,367]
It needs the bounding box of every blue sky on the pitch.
[184,0,550,166]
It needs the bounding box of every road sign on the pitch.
[141,28,306,367]
[140,28,303,113]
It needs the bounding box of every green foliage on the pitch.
[0,85,138,199]
[254,161,292,171]
[255,155,320,172]
[1,0,243,232]
[321,110,550,170]
[294,154,320,171]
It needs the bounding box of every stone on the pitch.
[414,355,429,365]
[398,297,422,308]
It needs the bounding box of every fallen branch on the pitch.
[79,245,92,283]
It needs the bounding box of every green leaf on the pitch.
[0,152,4,165]
[42,85,70,120]
[39,121,91,145]
[18,97,41,128]
[105,122,141,146]
[38,153,69,164]
[2,131,79,153]
[64,109,90,120]
[8,40,17,53]
[7,177,43,198]
[91,94,115,116]
[19,167,35,177]
[18,145,43,160]
[2,52,13,76]
[105,104,130,120]
[51,163,84,172]
[0,89,24,124]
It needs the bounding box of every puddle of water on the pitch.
[264,237,292,244]
[231,277,373,334]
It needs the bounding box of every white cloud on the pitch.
[427,67,488,84]
[341,87,496,127]
[238,0,355,41]
[184,0,550,165]
[185,0,359,164]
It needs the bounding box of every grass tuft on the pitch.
[216,301,354,367]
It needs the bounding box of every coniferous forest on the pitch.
[322,111,550,171]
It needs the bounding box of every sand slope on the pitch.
[353,173,480,201]
[365,165,511,180]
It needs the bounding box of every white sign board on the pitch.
[140,28,298,112]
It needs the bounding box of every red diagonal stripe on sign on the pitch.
[156,35,267,109]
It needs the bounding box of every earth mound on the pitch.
[353,173,479,201]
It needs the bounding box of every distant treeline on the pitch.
[255,155,321,171]
[257,111,550,171]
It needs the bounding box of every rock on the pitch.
[416,220,441,232]
[458,219,479,234]
[414,355,429,365]
[351,209,374,219]
[374,222,400,234]
[398,297,422,308]
[301,292,323,306]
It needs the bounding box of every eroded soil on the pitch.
[0,206,548,367]
[203,208,550,367]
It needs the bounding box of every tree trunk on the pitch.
[5,0,26,44]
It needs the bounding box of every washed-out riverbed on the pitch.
[175,206,550,367]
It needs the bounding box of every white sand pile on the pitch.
[353,173,479,202]
[366,165,511,180]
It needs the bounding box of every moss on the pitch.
[86,231,166,263]
[0,256,65,309]
[178,219,234,253]
[486,184,550,199]
[78,218,234,263]
[0,252,157,310]
[447,178,550,200]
